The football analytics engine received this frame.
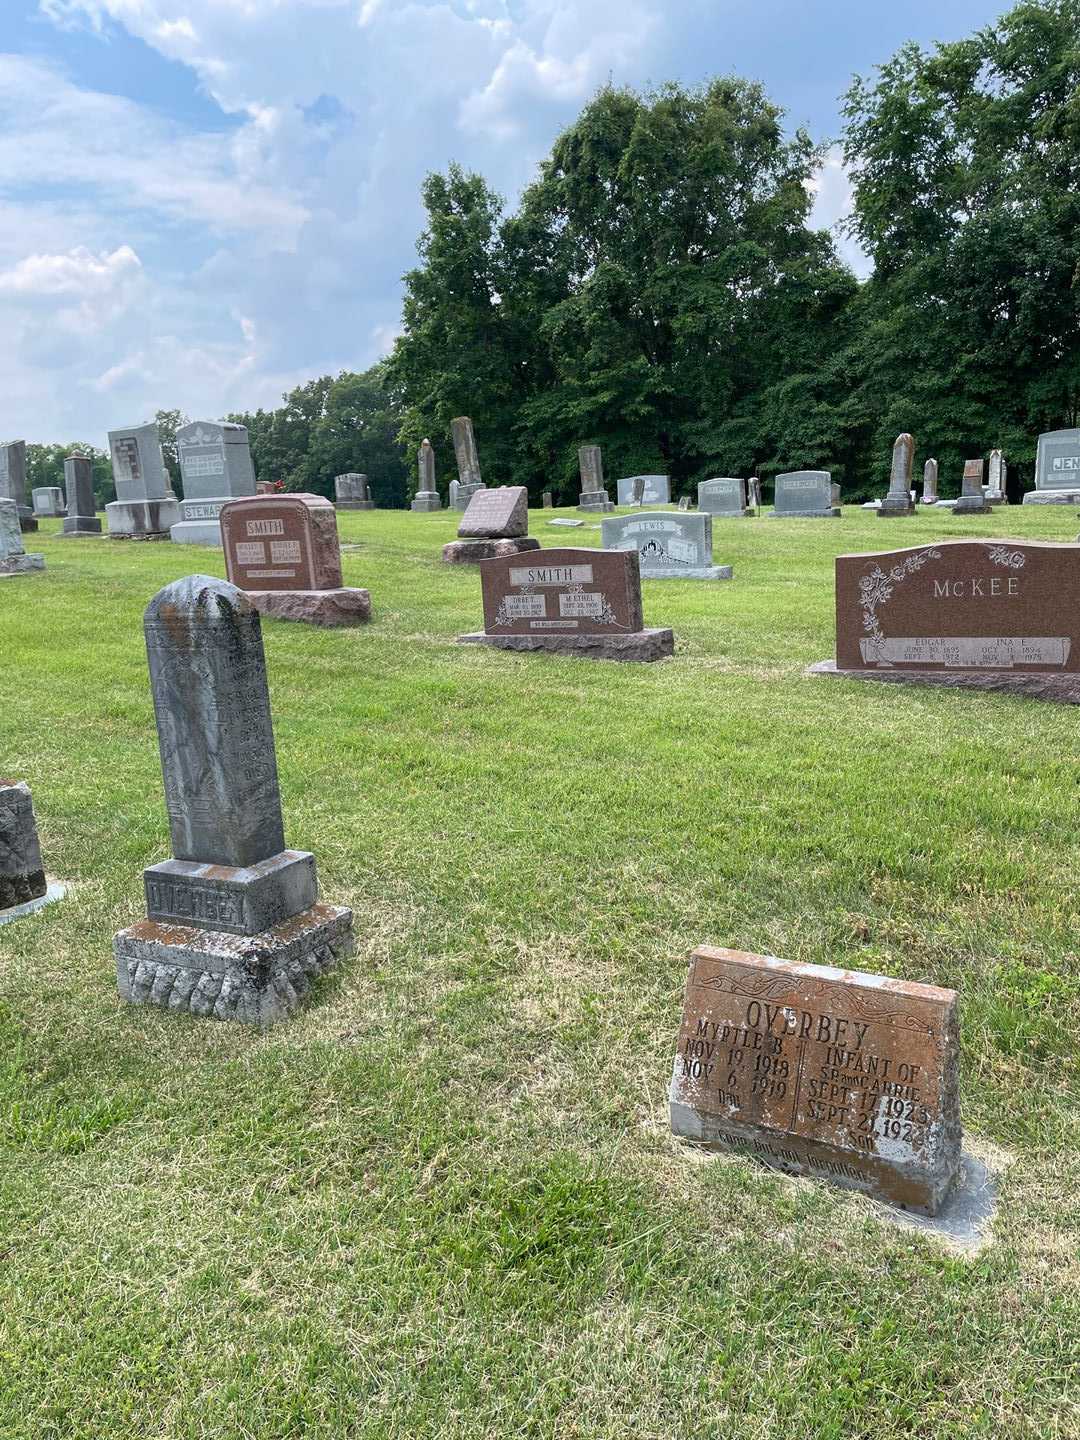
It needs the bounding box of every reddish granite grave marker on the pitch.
[670,947,961,1215]
[442,485,539,563]
[220,494,370,627]
[458,546,673,661]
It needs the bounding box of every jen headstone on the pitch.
[878,434,916,517]
[1023,428,1080,506]
[442,486,539,564]
[670,946,961,1215]
[0,499,45,576]
[411,439,442,512]
[113,576,356,1024]
[771,471,840,518]
[106,422,180,539]
[458,547,673,662]
[61,455,102,537]
[698,477,751,517]
[601,511,732,580]
[171,420,256,546]
[221,494,371,627]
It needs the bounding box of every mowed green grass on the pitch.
[1,503,1078,1440]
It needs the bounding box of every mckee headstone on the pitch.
[669,946,961,1215]
[698,477,751,517]
[953,459,990,515]
[812,539,1080,700]
[61,454,102,536]
[616,474,671,506]
[878,434,916,517]
[113,576,355,1023]
[335,473,373,510]
[106,422,180,538]
[0,782,47,912]
[221,494,371,627]
[0,499,45,576]
[986,450,1008,505]
[32,487,65,518]
[1023,428,1080,505]
[442,485,539,564]
[171,420,256,546]
[459,547,673,662]
[577,446,614,512]
[921,459,939,505]
[771,471,840,518]
[601,511,732,580]
[451,416,486,510]
[0,441,35,531]
[411,439,442,512]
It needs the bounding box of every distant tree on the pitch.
[155,409,188,488]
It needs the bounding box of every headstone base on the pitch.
[106,498,181,539]
[769,508,841,519]
[0,880,66,927]
[453,483,485,512]
[578,491,615,512]
[114,902,355,1026]
[336,501,374,511]
[61,517,103,536]
[144,851,319,936]
[641,564,733,581]
[0,554,45,576]
[411,493,443,512]
[809,658,1080,704]
[952,497,991,515]
[1022,491,1080,505]
[458,628,674,663]
[18,512,38,533]
[441,538,541,564]
[243,588,372,628]
[877,499,915,517]
[0,865,47,911]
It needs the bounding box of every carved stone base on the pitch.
[410,493,442,512]
[441,538,540,564]
[243,588,372,627]
[1023,491,1080,505]
[336,501,374,510]
[953,498,991,515]
[18,513,38,533]
[114,902,355,1025]
[458,628,674,662]
[809,658,1080,704]
[61,517,103,536]
[0,554,45,576]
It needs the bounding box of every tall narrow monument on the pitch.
[113,576,355,1023]
[986,450,1008,505]
[953,459,991,515]
[0,441,35,532]
[61,455,102,537]
[106,422,181,538]
[577,446,614,512]
[878,434,916,517]
[921,458,939,505]
[451,416,486,511]
[410,439,442,512]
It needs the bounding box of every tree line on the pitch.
[28,1,1080,507]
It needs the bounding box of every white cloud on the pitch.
[808,144,871,279]
[0,244,141,298]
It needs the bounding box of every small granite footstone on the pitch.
[548,518,583,528]
[670,946,961,1216]
[0,781,47,912]
[244,588,372,627]
[0,498,45,575]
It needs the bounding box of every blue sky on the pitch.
[0,0,1010,445]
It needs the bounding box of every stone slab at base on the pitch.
[645,565,733,581]
[0,554,45,576]
[769,508,841,519]
[19,514,38,533]
[61,518,103,536]
[458,628,674,663]
[170,519,223,546]
[0,881,66,927]
[441,537,541,564]
[114,902,355,1026]
[809,658,1080,704]
[877,503,915,517]
[243,588,372,627]
[953,499,991,515]
[336,501,374,510]
[106,498,181,539]
[144,850,318,936]
[411,494,442,512]
[1023,491,1080,505]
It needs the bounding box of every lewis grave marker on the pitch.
[601,511,732,580]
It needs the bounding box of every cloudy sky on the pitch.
[1,0,1008,446]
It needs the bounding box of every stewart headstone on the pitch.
[879,434,916,517]
[698,477,750,517]
[601,511,732,580]
[458,546,673,662]
[0,499,45,575]
[411,439,442,512]
[669,946,961,1215]
[61,455,102,536]
[171,420,256,546]
[1023,428,1080,505]
[113,576,355,1023]
[771,471,840,518]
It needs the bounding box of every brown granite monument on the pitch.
[670,947,961,1216]
[458,546,673,661]
[221,493,371,627]
[812,539,1080,700]
[442,485,540,564]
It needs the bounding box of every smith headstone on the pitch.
[113,576,355,1022]
[171,421,256,546]
[61,455,102,536]
[698,477,750,517]
[616,475,671,506]
[601,511,732,580]
[1024,428,1080,505]
[458,546,673,662]
[771,471,840,518]
[670,946,961,1215]
[106,422,180,538]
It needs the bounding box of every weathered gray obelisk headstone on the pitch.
[411,439,443,512]
[61,455,102,536]
[879,434,916,516]
[921,458,939,505]
[451,416,486,510]
[0,441,35,532]
[578,446,614,512]
[954,459,991,515]
[986,449,1007,505]
[113,576,355,1024]
[0,499,44,575]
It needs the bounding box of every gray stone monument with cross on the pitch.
[61,454,102,536]
[451,416,486,511]
[113,576,355,1024]
[411,439,443,511]
[878,434,916,517]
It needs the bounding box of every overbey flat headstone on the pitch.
[601,511,732,580]
[458,547,673,661]
[1024,428,1080,505]
[670,947,961,1215]
[61,455,102,536]
[771,471,839,518]
[698,477,750,517]
[616,475,670,506]
[114,576,355,1023]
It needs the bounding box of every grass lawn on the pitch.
[1,502,1078,1439]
